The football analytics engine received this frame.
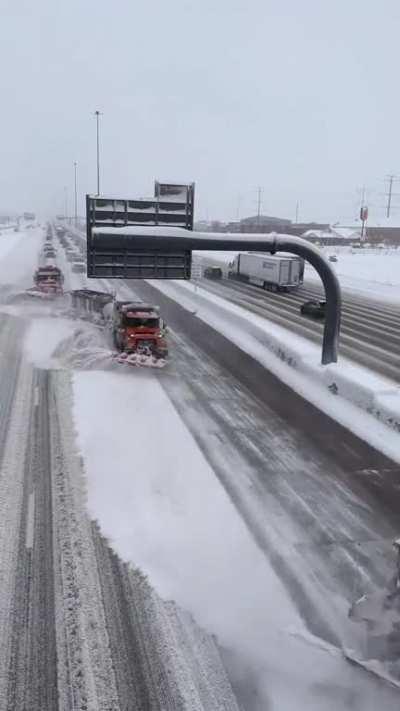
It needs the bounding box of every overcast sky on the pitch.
[1,0,400,223]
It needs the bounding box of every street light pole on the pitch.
[94,110,102,195]
[74,162,78,227]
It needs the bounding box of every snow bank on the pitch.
[147,280,400,463]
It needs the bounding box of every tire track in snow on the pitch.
[0,317,33,707]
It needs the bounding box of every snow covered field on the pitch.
[306,246,400,304]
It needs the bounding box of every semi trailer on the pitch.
[228,253,304,292]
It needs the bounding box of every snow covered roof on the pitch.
[302,229,330,239]
[240,214,291,225]
[330,227,361,240]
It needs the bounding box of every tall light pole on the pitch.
[94,110,102,195]
[74,162,78,227]
[64,186,68,221]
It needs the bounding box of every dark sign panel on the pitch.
[86,188,194,279]
[87,247,191,279]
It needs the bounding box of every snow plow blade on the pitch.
[7,288,63,303]
[113,352,167,368]
[25,288,61,299]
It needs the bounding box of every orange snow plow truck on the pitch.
[70,290,168,366]
[108,301,168,359]
[33,265,64,295]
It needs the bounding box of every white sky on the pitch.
[1,0,400,223]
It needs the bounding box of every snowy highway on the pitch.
[0,228,240,710]
[121,277,400,707]
[127,278,400,618]
[0,225,399,709]
[0,312,240,710]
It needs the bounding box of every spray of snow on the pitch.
[24,318,78,368]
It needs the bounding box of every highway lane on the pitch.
[0,305,240,710]
[195,258,400,381]
[7,370,58,710]
[126,279,400,705]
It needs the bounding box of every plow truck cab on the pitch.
[33,265,64,295]
[112,301,168,359]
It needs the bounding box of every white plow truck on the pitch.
[228,252,304,292]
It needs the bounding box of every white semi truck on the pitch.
[228,252,304,292]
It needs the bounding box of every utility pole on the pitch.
[256,186,263,225]
[74,162,78,227]
[295,201,299,224]
[385,174,397,218]
[358,186,368,245]
[94,110,102,195]
[236,193,242,221]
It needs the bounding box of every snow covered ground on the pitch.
[305,246,400,305]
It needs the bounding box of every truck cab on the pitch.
[34,265,64,294]
[113,301,168,358]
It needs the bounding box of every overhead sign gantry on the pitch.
[86,182,341,365]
